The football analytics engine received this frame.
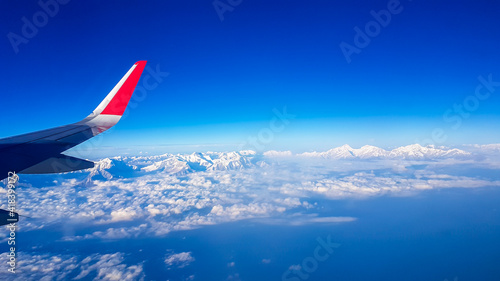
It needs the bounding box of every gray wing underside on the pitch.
[0,122,93,177]
[0,115,120,178]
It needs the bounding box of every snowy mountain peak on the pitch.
[84,144,475,180]
[340,144,353,150]
[321,145,355,159]
[389,144,469,159]
[239,150,256,156]
[299,144,469,159]
[136,151,254,174]
[354,145,389,158]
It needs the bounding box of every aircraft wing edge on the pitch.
[87,60,147,118]
[20,154,95,174]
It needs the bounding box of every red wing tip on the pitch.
[98,61,148,116]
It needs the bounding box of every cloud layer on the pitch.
[0,144,499,280]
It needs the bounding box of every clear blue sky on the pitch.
[2,0,500,152]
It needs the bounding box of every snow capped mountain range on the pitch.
[299,144,470,159]
[89,151,256,178]
[82,144,481,180]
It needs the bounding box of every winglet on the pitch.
[90,61,147,117]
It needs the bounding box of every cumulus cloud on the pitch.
[164,251,195,269]
[0,252,144,281]
[2,146,499,243]
[0,145,498,280]
[74,253,143,280]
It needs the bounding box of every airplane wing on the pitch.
[0,61,147,180]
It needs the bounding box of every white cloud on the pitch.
[108,207,139,222]
[263,150,293,157]
[0,252,144,281]
[165,251,195,269]
[4,146,500,241]
[1,145,499,280]
[74,253,143,280]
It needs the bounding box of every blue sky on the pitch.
[2,0,500,152]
